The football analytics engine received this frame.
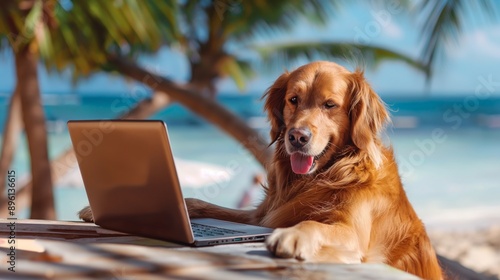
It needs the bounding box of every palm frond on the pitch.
[0,2,33,50]
[252,41,428,75]
[218,57,256,91]
[222,0,341,42]
[39,0,179,79]
[416,0,499,70]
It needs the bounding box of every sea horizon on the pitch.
[2,92,500,130]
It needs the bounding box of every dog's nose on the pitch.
[288,128,312,148]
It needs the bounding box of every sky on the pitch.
[1,1,500,97]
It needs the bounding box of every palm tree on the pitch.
[0,88,22,202]
[0,0,178,218]
[0,0,58,219]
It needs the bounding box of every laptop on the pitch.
[67,120,273,246]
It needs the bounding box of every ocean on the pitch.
[1,93,500,227]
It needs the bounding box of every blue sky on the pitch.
[1,1,500,97]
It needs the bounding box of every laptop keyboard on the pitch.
[191,222,244,238]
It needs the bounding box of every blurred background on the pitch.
[1,0,499,222]
[1,0,500,276]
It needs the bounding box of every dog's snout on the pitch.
[288,128,312,148]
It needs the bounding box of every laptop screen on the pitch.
[68,120,194,243]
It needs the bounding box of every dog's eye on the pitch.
[324,101,336,109]
[289,96,298,105]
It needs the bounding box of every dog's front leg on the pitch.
[266,220,362,263]
[185,198,257,225]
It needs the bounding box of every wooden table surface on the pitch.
[0,219,419,279]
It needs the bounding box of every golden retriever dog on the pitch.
[80,61,443,279]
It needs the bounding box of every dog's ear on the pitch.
[348,69,389,168]
[263,72,290,143]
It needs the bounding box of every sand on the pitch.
[429,223,500,279]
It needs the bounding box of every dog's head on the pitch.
[264,61,389,175]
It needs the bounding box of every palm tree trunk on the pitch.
[0,88,23,196]
[120,92,171,119]
[0,92,172,217]
[108,56,272,167]
[15,46,55,219]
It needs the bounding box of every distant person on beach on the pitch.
[237,174,265,209]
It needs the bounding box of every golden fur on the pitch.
[80,61,443,279]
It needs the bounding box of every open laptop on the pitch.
[67,120,273,246]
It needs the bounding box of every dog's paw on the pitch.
[266,226,320,261]
[185,198,207,218]
[78,205,94,222]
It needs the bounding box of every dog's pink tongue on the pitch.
[290,153,314,174]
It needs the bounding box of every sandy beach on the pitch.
[428,216,500,279]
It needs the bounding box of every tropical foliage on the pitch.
[416,0,499,72]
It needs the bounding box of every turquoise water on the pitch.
[1,94,500,224]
